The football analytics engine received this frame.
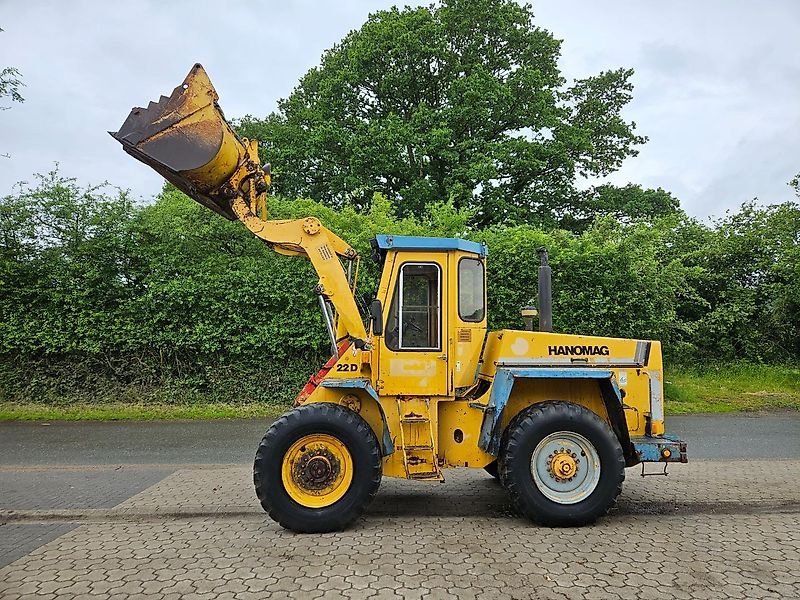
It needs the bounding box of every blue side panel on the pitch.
[321,377,379,399]
[320,379,394,456]
[478,370,515,455]
[374,234,487,257]
[504,368,615,380]
[631,436,688,463]
[478,368,617,455]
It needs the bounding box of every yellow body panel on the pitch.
[447,251,487,389]
[480,330,664,436]
[501,378,610,433]
[302,247,666,480]
[437,400,495,468]
[375,251,449,396]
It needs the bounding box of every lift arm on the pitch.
[111,63,368,346]
[229,185,368,345]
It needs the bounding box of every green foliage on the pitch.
[474,217,687,344]
[682,201,800,361]
[0,27,25,109]
[235,0,646,227]
[0,169,798,408]
[0,66,23,107]
[0,170,138,355]
[560,184,680,233]
[2,6,796,414]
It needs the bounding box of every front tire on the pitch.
[253,403,382,533]
[498,401,624,527]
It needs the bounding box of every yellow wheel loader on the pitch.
[113,64,688,533]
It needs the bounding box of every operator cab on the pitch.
[371,235,488,397]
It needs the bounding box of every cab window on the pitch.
[458,258,485,322]
[385,263,441,350]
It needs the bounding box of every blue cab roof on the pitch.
[374,234,487,257]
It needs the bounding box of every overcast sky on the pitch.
[1,0,798,220]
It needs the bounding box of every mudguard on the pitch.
[478,368,637,464]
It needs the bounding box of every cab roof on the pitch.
[373,234,487,257]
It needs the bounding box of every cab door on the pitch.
[378,255,449,396]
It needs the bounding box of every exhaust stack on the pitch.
[537,247,553,333]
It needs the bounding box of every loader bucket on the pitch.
[111,63,260,220]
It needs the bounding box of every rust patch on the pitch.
[137,118,223,172]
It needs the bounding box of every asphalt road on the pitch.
[1,412,799,465]
[2,413,800,598]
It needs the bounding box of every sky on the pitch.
[1,0,798,220]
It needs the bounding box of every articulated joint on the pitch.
[302,218,357,259]
[303,218,321,235]
[216,140,270,217]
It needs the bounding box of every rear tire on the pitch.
[498,401,624,526]
[253,403,382,533]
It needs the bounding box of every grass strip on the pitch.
[0,402,286,421]
[1,364,797,420]
[665,364,800,414]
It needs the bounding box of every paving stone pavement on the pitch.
[0,467,175,511]
[1,461,799,599]
[0,524,77,571]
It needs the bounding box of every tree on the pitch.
[236,0,645,227]
[0,169,137,355]
[0,27,24,109]
[671,198,800,362]
[558,184,680,232]
[1,26,24,159]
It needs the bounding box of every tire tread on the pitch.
[253,403,382,533]
[498,401,625,526]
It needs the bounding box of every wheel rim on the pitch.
[282,433,353,508]
[530,431,601,504]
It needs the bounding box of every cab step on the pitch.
[409,471,442,481]
[396,398,443,482]
[400,414,429,423]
